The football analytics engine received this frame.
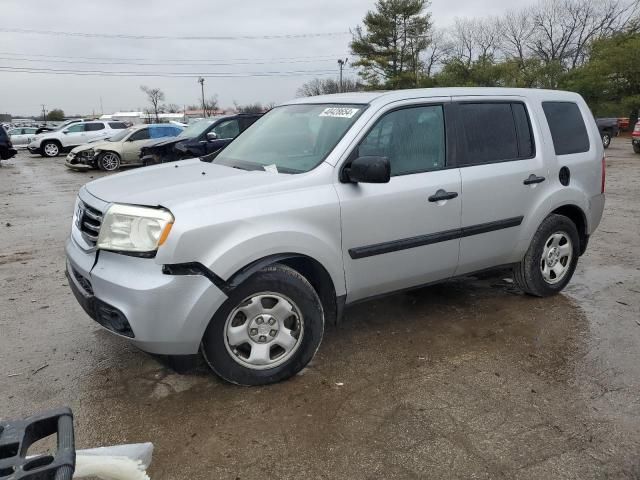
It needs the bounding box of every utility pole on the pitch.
[198,77,206,117]
[100,96,104,115]
[41,104,46,124]
[337,58,348,93]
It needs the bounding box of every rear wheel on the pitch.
[98,152,121,171]
[601,132,611,148]
[633,143,640,154]
[513,214,580,297]
[41,141,60,158]
[201,264,324,386]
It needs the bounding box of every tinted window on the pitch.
[458,103,521,165]
[109,122,127,129]
[85,123,105,131]
[358,105,446,176]
[542,102,590,155]
[129,129,150,141]
[66,124,85,133]
[212,119,240,139]
[512,103,534,158]
[25,128,37,134]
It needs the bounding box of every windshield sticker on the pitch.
[263,164,279,174]
[319,107,360,119]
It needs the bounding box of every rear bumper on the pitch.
[65,236,228,355]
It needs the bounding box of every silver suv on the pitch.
[66,88,605,385]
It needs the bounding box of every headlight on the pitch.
[97,204,174,254]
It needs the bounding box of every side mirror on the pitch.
[206,132,218,141]
[344,156,390,183]
[62,130,69,134]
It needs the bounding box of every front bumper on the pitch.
[65,236,228,355]
[65,152,93,171]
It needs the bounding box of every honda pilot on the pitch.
[66,88,605,385]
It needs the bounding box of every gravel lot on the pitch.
[1,140,639,479]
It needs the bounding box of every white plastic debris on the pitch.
[74,443,153,480]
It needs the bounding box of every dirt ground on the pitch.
[1,140,639,479]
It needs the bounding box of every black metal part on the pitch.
[523,174,546,185]
[559,166,570,186]
[428,189,459,202]
[0,408,75,480]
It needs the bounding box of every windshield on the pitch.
[178,119,216,138]
[213,104,365,173]
[107,127,133,142]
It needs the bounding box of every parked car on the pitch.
[595,118,619,148]
[8,127,38,148]
[633,121,640,154]
[35,119,86,135]
[0,126,17,162]
[139,114,261,166]
[66,88,605,386]
[65,124,183,171]
[28,121,128,157]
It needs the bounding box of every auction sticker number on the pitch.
[319,107,360,118]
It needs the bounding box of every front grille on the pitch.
[76,201,103,246]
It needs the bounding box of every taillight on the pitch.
[601,156,606,194]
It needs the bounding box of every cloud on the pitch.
[0,0,525,116]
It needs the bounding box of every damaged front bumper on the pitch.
[65,150,96,170]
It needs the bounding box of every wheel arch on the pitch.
[225,253,342,325]
[550,204,589,255]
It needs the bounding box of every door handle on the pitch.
[428,189,458,202]
[523,174,546,185]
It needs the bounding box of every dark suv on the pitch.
[0,126,17,162]
[140,113,261,165]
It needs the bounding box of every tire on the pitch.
[98,151,121,171]
[201,264,325,386]
[41,141,60,158]
[633,143,640,154]
[601,132,611,149]
[513,214,580,297]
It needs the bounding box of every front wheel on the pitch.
[98,151,121,171]
[201,264,325,386]
[41,141,60,158]
[633,143,640,154]
[601,132,611,148]
[513,214,580,297]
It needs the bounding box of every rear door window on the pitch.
[85,123,105,131]
[456,102,534,166]
[542,101,590,155]
[109,122,127,129]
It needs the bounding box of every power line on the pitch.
[0,28,350,41]
[0,56,343,67]
[0,51,349,63]
[0,66,352,78]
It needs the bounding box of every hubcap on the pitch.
[540,231,573,284]
[223,293,304,370]
[44,144,58,156]
[102,154,119,171]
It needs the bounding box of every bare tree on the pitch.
[296,78,361,97]
[165,103,182,113]
[140,86,165,122]
[451,18,477,66]
[421,29,453,77]
[203,96,219,117]
[500,9,536,63]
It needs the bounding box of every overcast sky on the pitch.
[1,0,525,117]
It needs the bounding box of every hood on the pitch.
[144,137,185,149]
[72,140,113,153]
[84,159,297,208]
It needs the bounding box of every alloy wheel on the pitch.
[540,231,573,284]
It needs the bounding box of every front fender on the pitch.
[202,230,346,297]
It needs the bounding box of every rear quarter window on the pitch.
[542,101,590,155]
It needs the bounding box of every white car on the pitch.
[27,121,128,158]
[8,127,38,148]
